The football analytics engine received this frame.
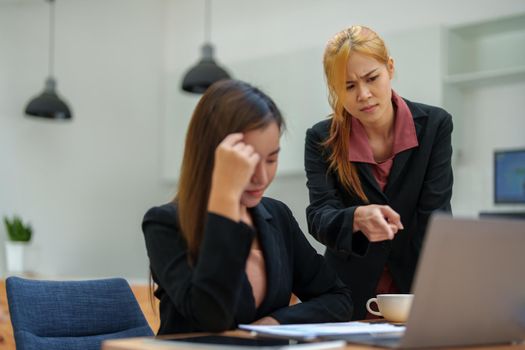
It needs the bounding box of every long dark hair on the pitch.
[176,79,285,263]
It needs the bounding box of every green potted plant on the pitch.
[3,215,32,274]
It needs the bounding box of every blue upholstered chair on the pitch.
[6,276,153,350]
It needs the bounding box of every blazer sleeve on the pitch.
[269,203,354,323]
[304,125,365,255]
[142,205,255,332]
[415,112,453,237]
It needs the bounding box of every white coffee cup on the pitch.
[366,294,414,323]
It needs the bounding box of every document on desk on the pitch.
[239,321,405,340]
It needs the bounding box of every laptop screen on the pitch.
[401,215,525,348]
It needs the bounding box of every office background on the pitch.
[1,0,524,279]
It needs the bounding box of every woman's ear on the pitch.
[387,57,395,79]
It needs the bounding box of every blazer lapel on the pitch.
[385,112,426,195]
[357,163,388,202]
[384,150,414,193]
[249,203,287,318]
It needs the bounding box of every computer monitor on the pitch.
[494,148,525,204]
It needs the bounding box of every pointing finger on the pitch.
[380,205,403,230]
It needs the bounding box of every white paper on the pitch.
[239,321,405,340]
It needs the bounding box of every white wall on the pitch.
[452,81,525,215]
[0,0,171,278]
[1,0,524,279]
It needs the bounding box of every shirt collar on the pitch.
[348,90,419,164]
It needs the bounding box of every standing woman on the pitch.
[305,25,453,320]
[143,80,352,334]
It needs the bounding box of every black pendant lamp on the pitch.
[181,0,231,93]
[25,0,72,120]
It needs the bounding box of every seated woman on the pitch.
[142,79,353,334]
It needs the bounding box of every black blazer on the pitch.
[142,197,353,334]
[304,99,453,320]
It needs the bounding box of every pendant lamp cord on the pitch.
[204,0,211,43]
[48,0,55,78]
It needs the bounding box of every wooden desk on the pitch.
[102,331,525,350]
[0,279,159,350]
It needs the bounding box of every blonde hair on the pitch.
[322,25,390,202]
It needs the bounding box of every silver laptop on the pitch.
[329,214,525,348]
